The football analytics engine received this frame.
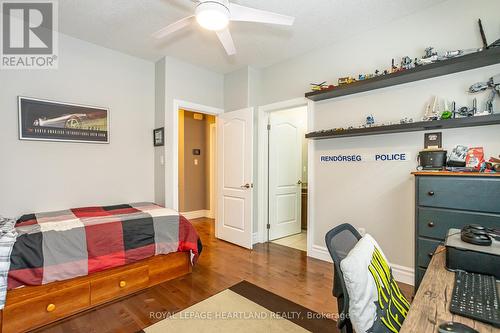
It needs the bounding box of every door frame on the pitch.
[170,99,224,211]
[257,98,315,253]
[208,123,217,219]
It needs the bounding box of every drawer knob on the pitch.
[428,221,435,227]
[428,252,434,258]
[119,280,127,288]
[46,303,56,312]
[428,191,435,196]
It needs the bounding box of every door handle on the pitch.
[240,183,253,189]
[297,180,303,185]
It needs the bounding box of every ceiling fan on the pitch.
[153,0,295,56]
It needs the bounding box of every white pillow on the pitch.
[340,234,410,333]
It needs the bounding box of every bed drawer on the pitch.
[2,282,90,333]
[90,265,149,305]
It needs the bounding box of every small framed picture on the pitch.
[424,132,442,149]
[153,127,164,147]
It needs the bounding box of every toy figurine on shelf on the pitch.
[440,100,453,119]
[456,98,477,117]
[400,117,414,124]
[468,74,500,115]
[310,81,336,92]
[390,59,398,73]
[358,74,366,81]
[423,96,440,121]
[338,77,356,85]
[366,114,375,126]
[310,82,327,91]
[400,56,414,70]
[417,46,482,65]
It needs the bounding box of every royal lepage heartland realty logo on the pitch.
[1,0,58,69]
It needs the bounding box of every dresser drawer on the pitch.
[417,177,500,213]
[417,207,500,240]
[415,267,427,290]
[3,282,90,333]
[90,265,149,305]
[417,238,441,269]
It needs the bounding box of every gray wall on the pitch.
[155,56,224,208]
[0,34,155,218]
[154,58,166,205]
[259,0,500,271]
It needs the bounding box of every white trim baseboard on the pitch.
[252,232,261,245]
[308,244,414,286]
[181,210,211,220]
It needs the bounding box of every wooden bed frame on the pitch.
[0,252,191,333]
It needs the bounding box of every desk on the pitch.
[400,246,500,333]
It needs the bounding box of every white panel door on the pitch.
[216,108,253,249]
[269,111,302,240]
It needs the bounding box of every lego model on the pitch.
[468,74,500,115]
[457,98,477,117]
[390,58,404,73]
[310,82,336,92]
[423,96,440,121]
[400,56,414,70]
[366,115,375,126]
[417,46,482,65]
[338,77,356,85]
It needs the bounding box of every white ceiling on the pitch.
[58,0,445,73]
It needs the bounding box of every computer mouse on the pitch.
[438,322,478,333]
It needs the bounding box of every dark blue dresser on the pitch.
[414,172,500,289]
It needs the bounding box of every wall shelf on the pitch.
[305,114,500,140]
[305,48,500,102]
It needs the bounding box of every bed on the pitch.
[0,202,201,333]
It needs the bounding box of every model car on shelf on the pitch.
[338,77,356,85]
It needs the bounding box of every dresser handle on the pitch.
[428,252,434,258]
[428,191,435,196]
[46,303,56,312]
[428,221,435,227]
[119,280,127,288]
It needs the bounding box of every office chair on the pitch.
[325,223,362,333]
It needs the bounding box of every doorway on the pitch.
[178,109,216,220]
[267,106,308,251]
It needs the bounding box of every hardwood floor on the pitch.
[35,218,413,333]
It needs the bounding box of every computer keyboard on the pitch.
[450,271,500,328]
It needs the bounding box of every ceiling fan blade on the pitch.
[216,28,236,56]
[152,15,195,39]
[229,3,294,26]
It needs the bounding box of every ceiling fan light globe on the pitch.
[195,2,230,31]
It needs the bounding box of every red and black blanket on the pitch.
[8,202,201,289]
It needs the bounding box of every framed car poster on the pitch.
[18,96,109,143]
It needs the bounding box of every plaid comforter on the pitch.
[7,203,201,289]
